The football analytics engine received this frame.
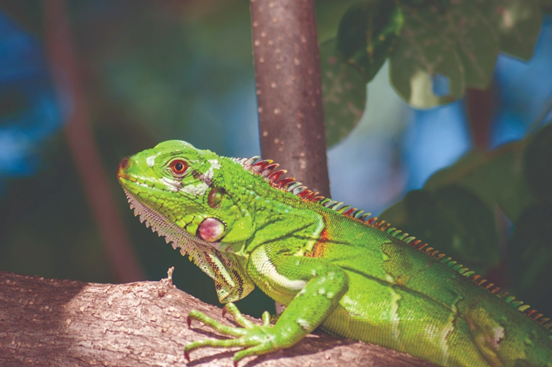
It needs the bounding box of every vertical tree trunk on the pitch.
[250,0,330,198]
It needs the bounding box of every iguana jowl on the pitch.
[117,140,552,366]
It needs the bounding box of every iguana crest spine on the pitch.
[240,156,552,332]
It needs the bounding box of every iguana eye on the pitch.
[170,159,188,176]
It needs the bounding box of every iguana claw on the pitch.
[184,303,279,365]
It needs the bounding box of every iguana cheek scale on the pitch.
[117,140,552,366]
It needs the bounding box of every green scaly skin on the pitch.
[117,140,552,366]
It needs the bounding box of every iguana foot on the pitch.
[185,303,280,365]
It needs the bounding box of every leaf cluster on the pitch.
[321,0,544,146]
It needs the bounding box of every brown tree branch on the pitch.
[465,88,494,151]
[251,0,330,198]
[0,271,436,367]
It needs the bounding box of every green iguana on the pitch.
[117,140,552,366]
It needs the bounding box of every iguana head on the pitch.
[117,140,255,302]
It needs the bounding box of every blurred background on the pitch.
[0,0,551,316]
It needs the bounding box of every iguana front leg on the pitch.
[185,245,349,364]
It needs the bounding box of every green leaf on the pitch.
[442,4,499,89]
[336,0,404,82]
[524,123,552,203]
[506,205,552,310]
[481,0,542,60]
[380,185,500,274]
[389,0,542,108]
[320,40,367,147]
[390,3,466,108]
[316,0,372,44]
[425,141,537,223]
[390,1,501,108]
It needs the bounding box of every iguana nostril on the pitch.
[117,157,132,182]
[119,156,130,170]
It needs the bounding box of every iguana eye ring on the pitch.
[170,159,188,176]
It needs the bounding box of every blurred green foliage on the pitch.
[337,1,403,83]
[0,0,550,319]
[324,0,543,146]
[337,0,542,111]
[507,205,552,310]
[0,0,273,316]
[320,39,366,147]
[381,185,500,275]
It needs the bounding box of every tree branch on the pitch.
[465,87,494,151]
[0,271,436,366]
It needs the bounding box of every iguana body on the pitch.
[117,140,552,366]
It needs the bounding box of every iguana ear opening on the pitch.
[208,187,226,208]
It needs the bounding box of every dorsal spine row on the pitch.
[236,156,552,331]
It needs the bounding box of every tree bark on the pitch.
[0,271,436,367]
[251,0,331,198]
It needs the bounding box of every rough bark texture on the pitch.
[251,0,331,198]
[0,271,437,367]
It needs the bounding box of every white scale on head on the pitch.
[153,157,222,196]
[181,182,209,196]
[180,159,221,196]
[146,155,156,168]
[205,159,221,180]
